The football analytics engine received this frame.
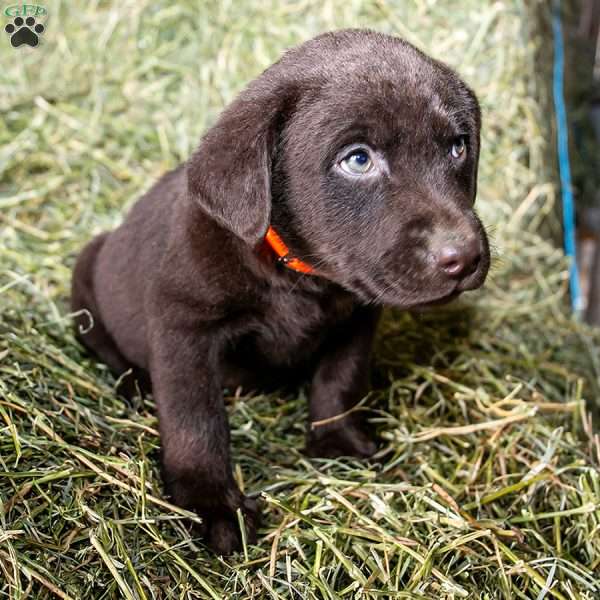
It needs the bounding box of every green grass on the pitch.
[1,1,600,598]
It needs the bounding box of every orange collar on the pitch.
[264,226,314,274]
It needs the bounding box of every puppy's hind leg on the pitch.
[71,233,150,399]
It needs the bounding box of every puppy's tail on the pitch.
[71,232,109,333]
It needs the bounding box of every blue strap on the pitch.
[552,0,583,313]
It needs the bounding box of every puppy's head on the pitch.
[188,29,489,308]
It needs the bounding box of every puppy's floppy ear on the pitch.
[187,81,292,246]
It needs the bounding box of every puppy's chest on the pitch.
[245,289,356,366]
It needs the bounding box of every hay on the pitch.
[1,0,599,597]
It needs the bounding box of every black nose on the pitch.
[436,239,481,279]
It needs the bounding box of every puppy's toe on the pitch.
[241,496,260,543]
[205,497,260,555]
[207,517,243,555]
[348,432,378,458]
[307,424,377,459]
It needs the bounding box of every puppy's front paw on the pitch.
[166,477,259,554]
[204,496,259,555]
[306,420,377,459]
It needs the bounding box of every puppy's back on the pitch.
[90,165,188,368]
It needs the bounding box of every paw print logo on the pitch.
[5,16,45,47]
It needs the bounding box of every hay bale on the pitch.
[1,0,599,597]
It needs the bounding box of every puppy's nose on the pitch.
[436,239,481,278]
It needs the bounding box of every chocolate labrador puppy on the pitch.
[72,29,489,554]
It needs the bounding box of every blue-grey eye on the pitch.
[451,136,467,159]
[340,149,373,174]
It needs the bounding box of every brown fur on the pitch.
[71,29,490,554]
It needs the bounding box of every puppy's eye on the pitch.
[340,149,373,175]
[450,136,467,159]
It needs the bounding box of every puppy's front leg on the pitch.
[148,315,257,555]
[307,306,381,459]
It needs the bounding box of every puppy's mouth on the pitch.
[342,275,461,309]
[335,246,489,308]
[389,288,462,310]
[409,289,462,310]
